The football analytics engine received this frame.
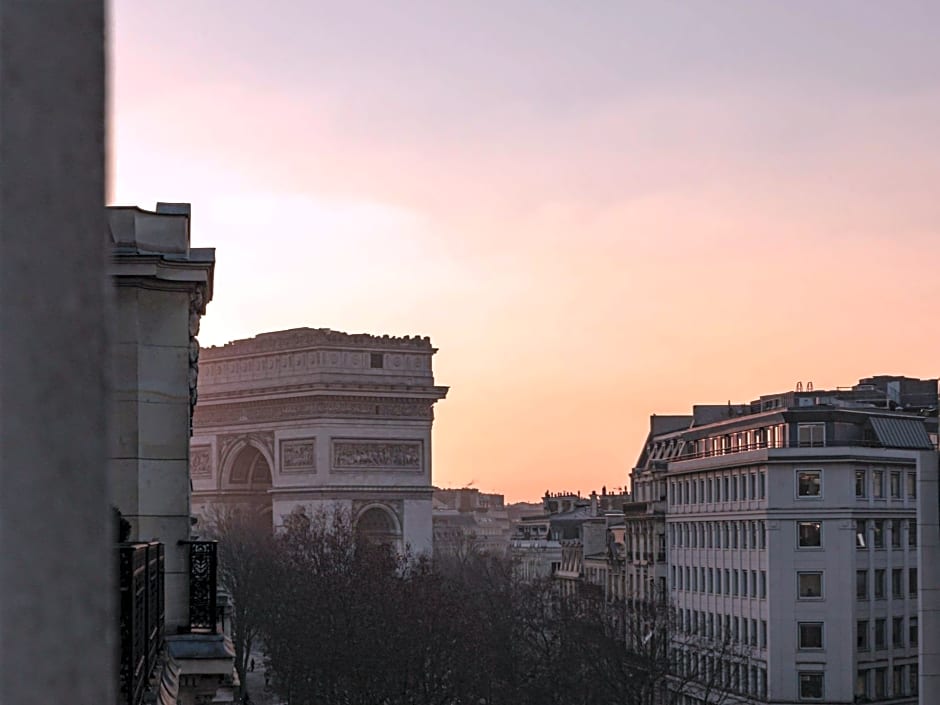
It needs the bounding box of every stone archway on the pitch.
[355,504,402,548]
[225,445,272,518]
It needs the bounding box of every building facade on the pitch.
[190,328,447,554]
[111,203,236,705]
[645,379,937,705]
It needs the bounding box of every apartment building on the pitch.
[638,378,937,705]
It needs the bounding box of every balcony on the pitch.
[118,542,164,705]
[118,540,222,705]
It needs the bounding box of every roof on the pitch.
[869,415,934,449]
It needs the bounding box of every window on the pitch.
[874,668,886,699]
[856,670,869,699]
[798,672,824,700]
[855,469,867,498]
[891,519,902,548]
[857,620,868,650]
[874,569,885,599]
[890,471,901,498]
[797,423,825,448]
[369,353,384,368]
[759,471,766,499]
[892,617,904,648]
[798,521,821,548]
[910,664,919,695]
[760,570,767,598]
[873,470,884,498]
[907,472,917,499]
[856,570,868,600]
[873,520,884,549]
[893,666,903,696]
[909,519,917,547]
[893,568,903,598]
[798,622,823,649]
[910,567,918,596]
[722,476,729,501]
[797,470,822,497]
[760,619,767,648]
[874,618,885,649]
[798,572,822,599]
[856,519,867,549]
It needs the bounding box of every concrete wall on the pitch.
[0,2,112,702]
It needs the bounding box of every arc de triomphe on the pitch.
[190,327,448,554]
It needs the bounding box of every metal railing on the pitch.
[118,542,164,705]
[186,540,218,633]
[674,437,882,462]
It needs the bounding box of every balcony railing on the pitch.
[118,541,164,705]
[674,438,883,462]
[186,540,218,633]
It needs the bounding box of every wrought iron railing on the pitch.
[186,540,218,633]
[118,541,164,705]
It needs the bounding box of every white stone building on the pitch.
[190,328,447,555]
[644,381,937,705]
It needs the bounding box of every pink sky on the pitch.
[111,2,940,502]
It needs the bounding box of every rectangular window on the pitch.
[891,519,902,548]
[857,619,868,650]
[760,619,767,648]
[760,521,766,549]
[890,471,901,498]
[874,569,885,599]
[893,667,903,698]
[760,570,767,598]
[909,519,917,548]
[798,672,824,700]
[722,476,729,501]
[910,617,918,646]
[856,519,867,549]
[892,617,904,648]
[797,423,825,448]
[759,471,766,499]
[910,665,919,695]
[797,469,822,497]
[873,520,884,549]
[798,521,821,548]
[910,567,918,596]
[907,472,917,499]
[873,470,884,498]
[856,670,868,699]
[856,469,867,498]
[798,622,823,650]
[856,570,868,600]
[732,569,739,596]
[874,618,885,650]
[874,668,886,699]
[892,568,903,599]
[798,571,822,599]
[369,352,384,368]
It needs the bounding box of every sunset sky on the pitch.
[111,2,940,502]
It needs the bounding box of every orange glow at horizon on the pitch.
[111,2,940,502]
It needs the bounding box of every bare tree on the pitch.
[201,505,274,702]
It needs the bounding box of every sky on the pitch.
[111,1,940,502]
